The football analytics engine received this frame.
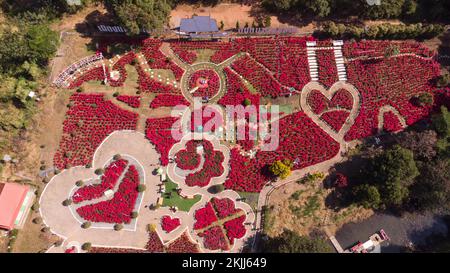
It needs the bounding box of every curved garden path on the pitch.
[377,105,407,132]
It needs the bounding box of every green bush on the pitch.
[114,224,123,231]
[137,184,146,192]
[81,222,91,229]
[62,199,72,206]
[81,242,92,251]
[75,180,84,187]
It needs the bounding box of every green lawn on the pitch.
[237,191,259,212]
[162,180,201,212]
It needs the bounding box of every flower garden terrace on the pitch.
[41,36,450,253]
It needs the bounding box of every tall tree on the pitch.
[107,0,171,35]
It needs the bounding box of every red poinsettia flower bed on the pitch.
[320,110,350,132]
[76,165,140,224]
[54,94,138,169]
[189,69,220,98]
[90,231,201,253]
[68,66,106,89]
[116,95,140,108]
[167,232,201,253]
[72,159,128,203]
[161,216,181,233]
[136,66,180,94]
[211,197,239,219]
[308,90,329,114]
[344,54,440,141]
[141,38,184,80]
[149,94,189,108]
[223,215,246,245]
[343,40,435,59]
[184,140,224,187]
[198,226,230,251]
[308,89,353,115]
[218,68,260,107]
[193,198,246,250]
[234,37,312,91]
[382,111,404,132]
[193,202,218,230]
[146,230,165,253]
[225,111,340,192]
[190,106,223,132]
[316,49,338,88]
[231,55,290,98]
[170,43,197,64]
[145,117,180,166]
[108,51,135,87]
[175,140,201,170]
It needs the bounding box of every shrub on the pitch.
[137,184,146,192]
[62,199,72,206]
[32,217,42,224]
[75,180,84,187]
[269,159,293,179]
[81,242,92,251]
[113,154,122,160]
[114,224,123,231]
[81,222,91,229]
[131,211,138,218]
[31,203,40,211]
[95,168,104,175]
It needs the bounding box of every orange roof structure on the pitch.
[0,183,29,230]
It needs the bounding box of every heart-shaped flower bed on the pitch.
[75,164,141,224]
[301,82,360,137]
[161,216,181,233]
[72,159,128,203]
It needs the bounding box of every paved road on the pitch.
[335,212,448,252]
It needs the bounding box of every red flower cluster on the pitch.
[193,202,218,230]
[170,43,197,64]
[223,215,246,244]
[190,106,223,132]
[184,140,224,187]
[308,89,353,115]
[189,69,220,98]
[382,111,403,132]
[320,110,350,132]
[161,216,181,233]
[145,117,180,165]
[211,197,239,219]
[168,40,240,64]
[166,232,201,253]
[175,140,201,170]
[141,38,184,80]
[137,66,180,94]
[225,111,340,192]
[68,66,106,89]
[54,94,138,169]
[145,230,165,253]
[108,51,135,87]
[149,94,189,108]
[76,165,140,224]
[194,198,246,250]
[231,55,290,97]
[218,67,260,107]
[116,95,140,108]
[343,40,435,59]
[198,226,229,251]
[234,37,312,91]
[345,54,440,141]
[334,173,348,188]
[72,159,128,203]
[316,49,338,88]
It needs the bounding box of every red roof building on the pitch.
[0,183,32,230]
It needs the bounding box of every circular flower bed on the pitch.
[188,69,220,98]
